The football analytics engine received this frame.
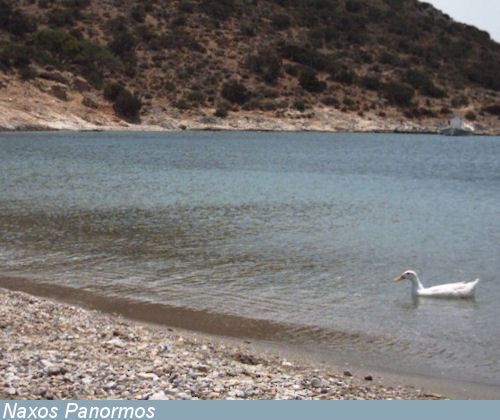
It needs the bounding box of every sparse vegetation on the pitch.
[0,0,499,125]
[405,69,446,98]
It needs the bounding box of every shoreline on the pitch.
[1,278,499,400]
[0,122,497,136]
[0,286,440,400]
[0,123,494,136]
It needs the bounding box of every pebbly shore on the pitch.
[0,288,444,400]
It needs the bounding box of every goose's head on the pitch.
[394,270,418,282]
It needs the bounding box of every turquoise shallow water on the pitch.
[0,131,499,386]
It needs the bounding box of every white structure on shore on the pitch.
[440,117,475,136]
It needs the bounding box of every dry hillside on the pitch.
[1,0,500,132]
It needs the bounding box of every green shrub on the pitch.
[483,104,500,116]
[293,99,306,112]
[178,2,195,13]
[221,80,250,104]
[188,91,205,103]
[34,29,117,85]
[246,50,282,83]
[271,14,291,30]
[113,89,142,120]
[171,16,187,27]
[104,82,124,101]
[345,0,362,13]
[200,0,235,21]
[240,23,256,37]
[61,0,90,7]
[1,7,37,36]
[383,82,414,107]
[379,51,400,66]
[321,96,340,107]
[159,30,205,53]
[19,65,38,80]
[299,68,326,93]
[467,64,500,91]
[0,2,12,28]
[333,68,356,85]
[284,64,299,77]
[130,5,146,23]
[2,43,33,68]
[406,69,446,98]
[47,8,76,27]
[38,0,55,8]
[360,75,381,91]
[175,100,190,110]
[109,30,136,59]
[279,43,328,71]
[465,111,476,121]
[214,104,229,118]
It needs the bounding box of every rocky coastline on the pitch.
[0,287,445,400]
[1,73,499,135]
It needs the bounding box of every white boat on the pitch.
[440,117,475,136]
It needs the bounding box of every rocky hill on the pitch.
[1,0,500,132]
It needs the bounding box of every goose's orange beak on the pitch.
[394,275,403,282]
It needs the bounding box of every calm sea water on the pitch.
[1,131,499,386]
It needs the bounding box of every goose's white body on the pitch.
[394,270,479,298]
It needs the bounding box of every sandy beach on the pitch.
[0,285,451,401]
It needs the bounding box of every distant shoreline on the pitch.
[0,124,481,136]
[0,122,496,136]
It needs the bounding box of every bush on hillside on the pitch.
[159,30,205,53]
[199,0,235,21]
[271,13,291,30]
[299,68,326,93]
[187,91,205,103]
[103,82,124,101]
[279,43,328,72]
[483,104,500,116]
[221,80,250,104]
[333,68,356,85]
[19,65,38,80]
[360,75,382,91]
[0,43,33,68]
[108,87,142,121]
[130,5,146,23]
[467,64,500,91]
[33,29,117,86]
[246,50,282,84]
[383,82,414,107]
[0,5,37,36]
[345,0,362,13]
[47,7,77,27]
[109,30,136,59]
[465,111,476,121]
[406,69,446,98]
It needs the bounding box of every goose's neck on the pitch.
[409,274,424,295]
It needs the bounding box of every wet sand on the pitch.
[0,276,499,399]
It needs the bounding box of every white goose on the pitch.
[394,270,479,298]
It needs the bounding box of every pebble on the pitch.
[0,288,445,400]
[149,391,168,400]
[310,377,322,388]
